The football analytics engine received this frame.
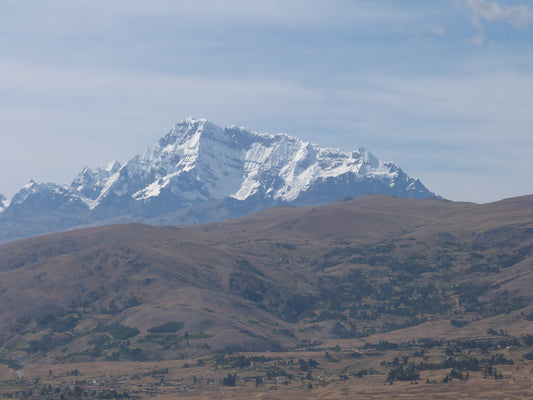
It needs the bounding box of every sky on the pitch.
[1,0,532,203]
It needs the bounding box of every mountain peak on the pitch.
[176,117,208,131]
[157,118,211,149]
[0,119,439,243]
[185,117,207,124]
[23,179,38,189]
[105,160,122,173]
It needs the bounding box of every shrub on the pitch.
[102,323,139,340]
[148,321,184,334]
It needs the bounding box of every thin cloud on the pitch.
[467,0,533,27]
[0,0,409,36]
[465,0,533,44]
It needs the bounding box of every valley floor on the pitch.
[2,343,533,400]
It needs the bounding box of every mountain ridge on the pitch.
[0,118,437,243]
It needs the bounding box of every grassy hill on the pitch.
[0,194,532,365]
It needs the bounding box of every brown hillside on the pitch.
[0,195,532,363]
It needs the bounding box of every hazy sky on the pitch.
[1,0,532,203]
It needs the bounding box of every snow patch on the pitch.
[0,194,8,213]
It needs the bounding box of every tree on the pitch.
[222,373,237,387]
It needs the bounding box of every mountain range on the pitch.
[0,118,437,243]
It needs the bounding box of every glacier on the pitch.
[0,118,438,243]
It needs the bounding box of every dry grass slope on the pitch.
[0,195,532,398]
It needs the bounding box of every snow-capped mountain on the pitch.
[0,118,438,243]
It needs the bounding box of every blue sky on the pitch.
[1,0,532,203]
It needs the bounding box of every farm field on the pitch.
[2,338,533,399]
